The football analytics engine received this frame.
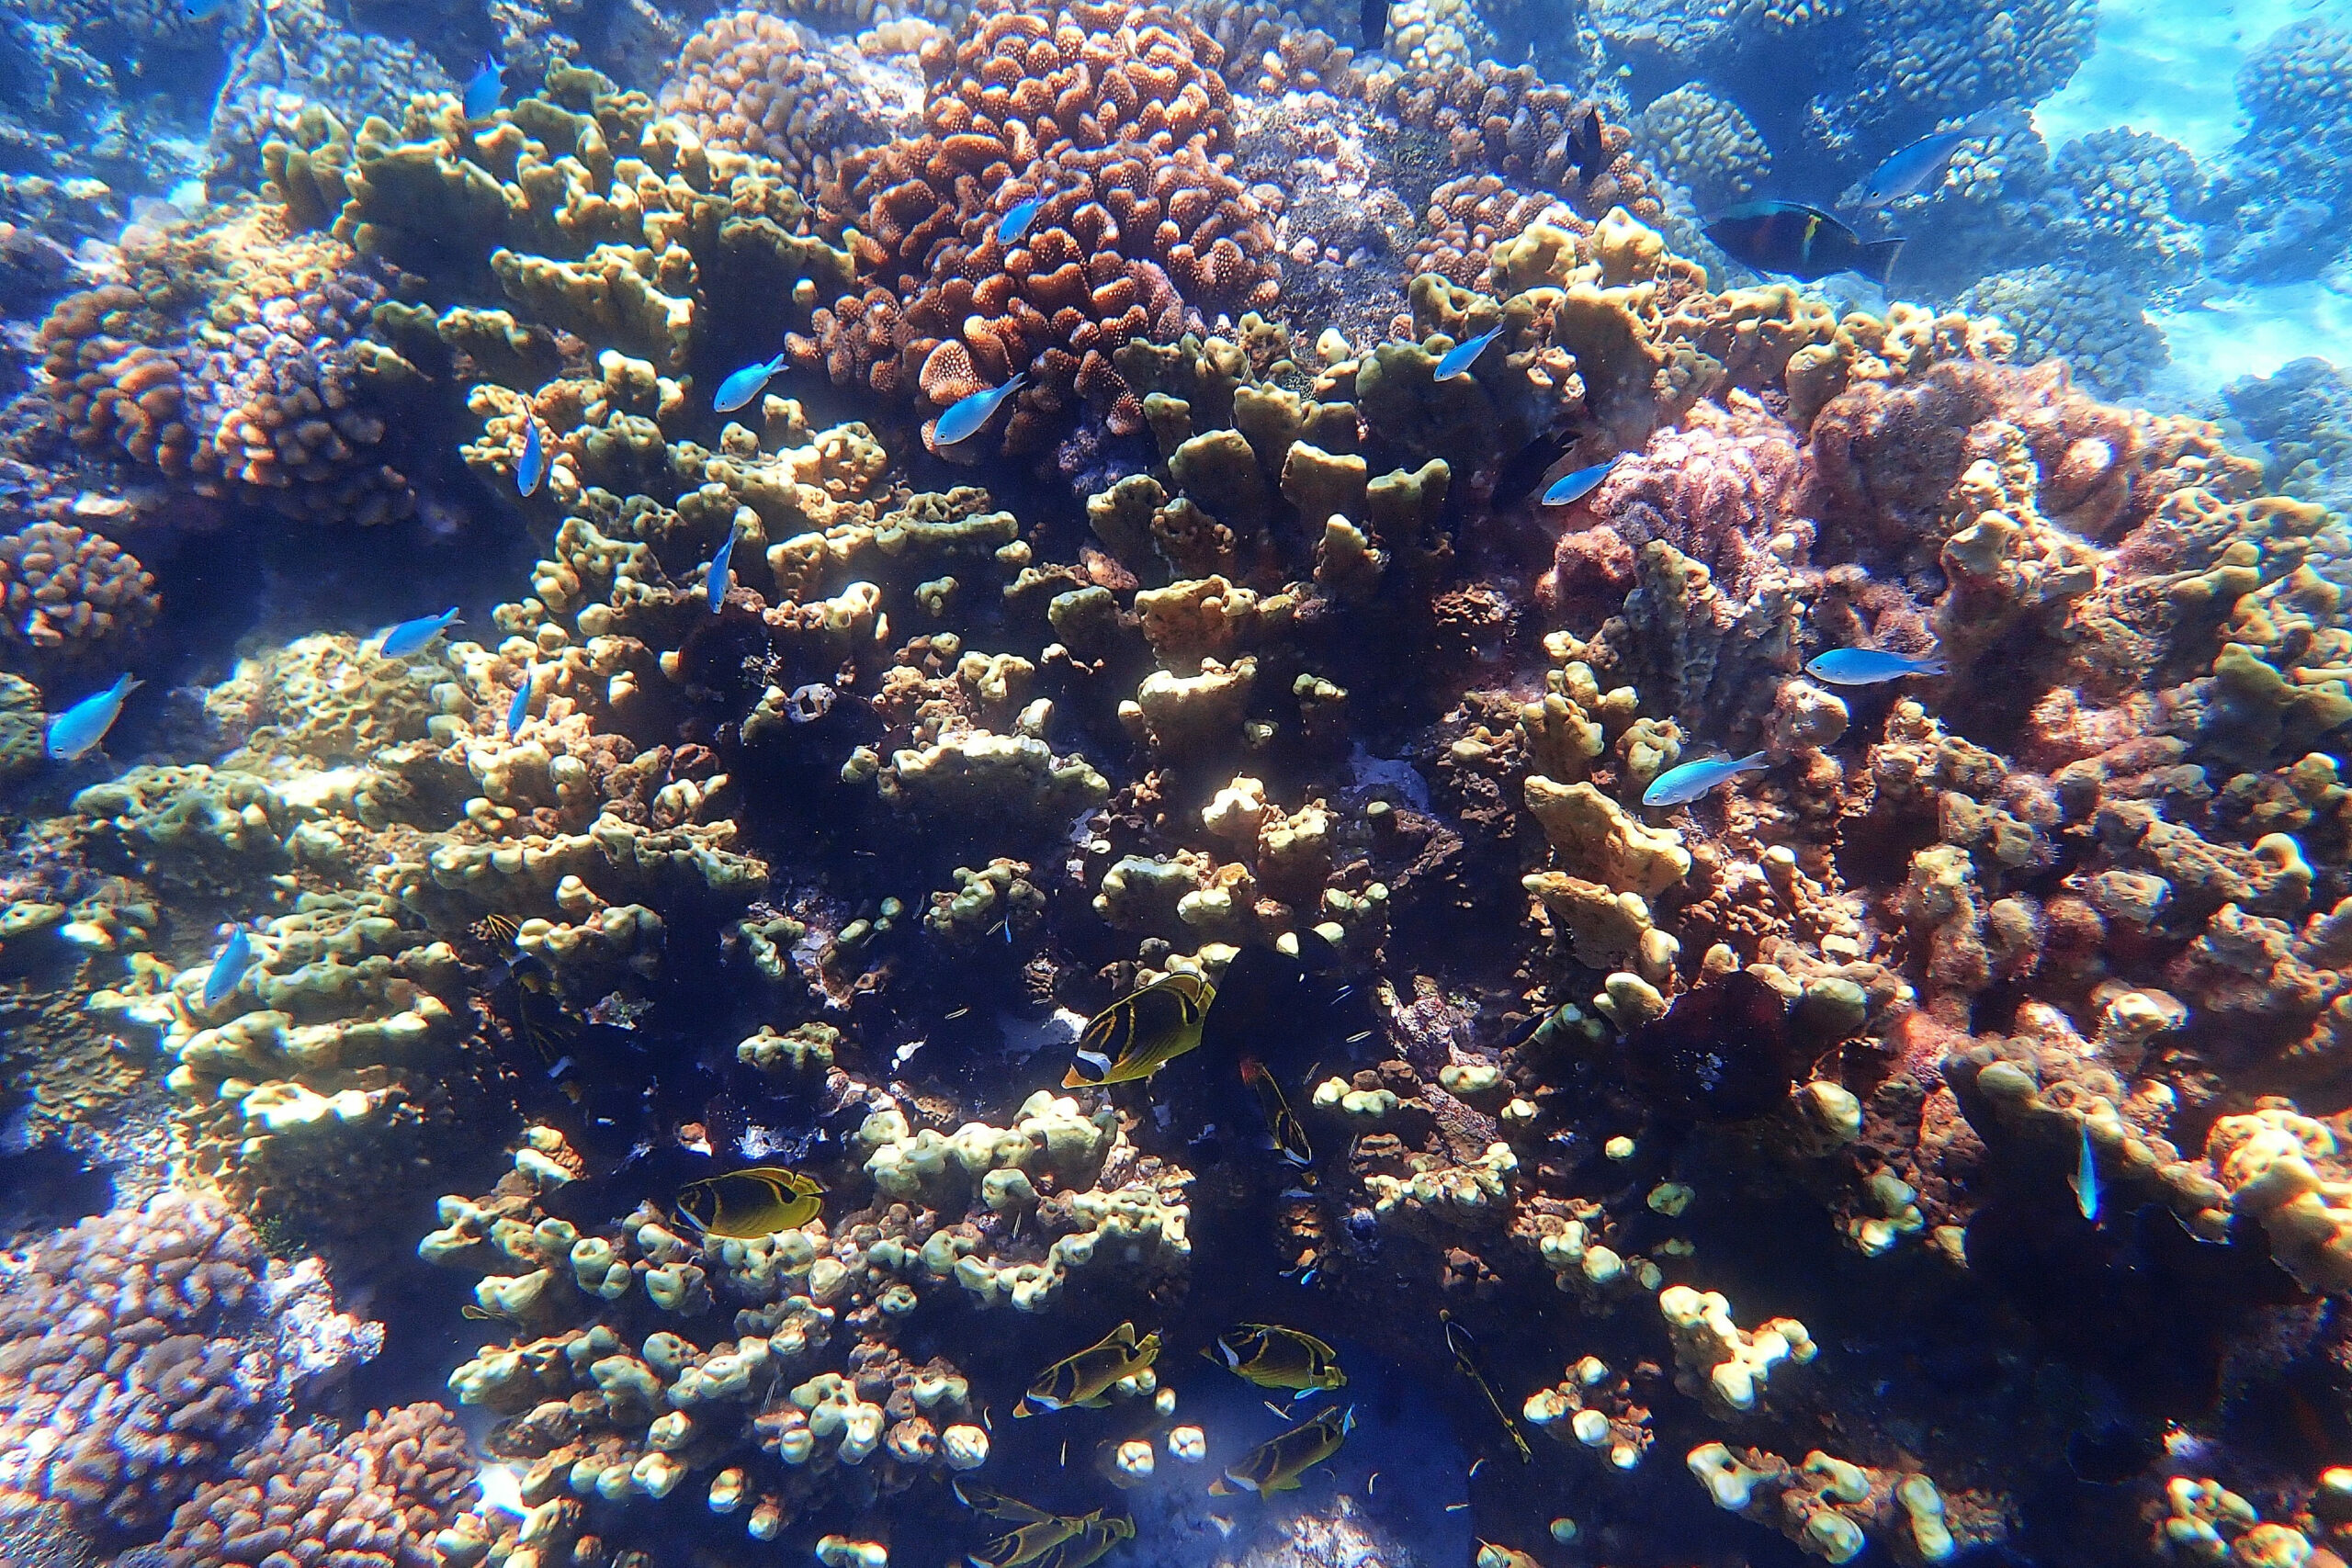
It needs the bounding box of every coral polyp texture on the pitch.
[0,4,2345,1568]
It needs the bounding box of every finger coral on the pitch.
[0,520,158,660]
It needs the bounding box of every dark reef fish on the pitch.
[1016,1322,1162,1416]
[1360,0,1388,48]
[1240,1057,1312,1168]
[1704,201,1905,286]
[1566,106,1609,187]
[1208,1323,1346,1393]
[671,1165,825,1238]
[1209,1404,1357,1494]
[1440,1312,1532,1462]
[1491,430,1577,509]
[1065,971,1215,1087]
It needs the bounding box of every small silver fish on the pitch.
[45,673,141,761]
[1642,750,1769,807]
[707,532,736,615]
[935,373,1026,447]
[1542,458,1615,507]
[998,197,1046,246]
[1805,647,1948,684]
[2071,1120,2099,1222]
[505,671,532,737]
[714,353,787,414]
[516,419,547,497]
[203,928,255,1009]
[463,55,503,120]
[1432,324,1506,381]
[380,607,461,659]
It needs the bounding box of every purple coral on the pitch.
[1590,391,1813,604]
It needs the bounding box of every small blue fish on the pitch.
[505,671,532,737]
[380,606,462,659]
[1432,324,1507,381]
[2071,1119,2099,1222]
[184,0,229,21]
[998,197,1046,246]
[45,674,141,762]
[1858,128,1973,208]
[1804,647,1949,684]
[713,352,787,414]
[1642,750,1769,807]
[204,928,255,1010]
[707,531,735,615]
[934,372,1026,448]
[463,56,504,121]
[1542,458,1616,508]
[516,418,546,497]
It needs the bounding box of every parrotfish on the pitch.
[935,373,1027,447]
[714,352,787,414]
[1209,1323,1345,1393]
[1566,106,1609,187]
[1542,457,1617,508]
[203,928,256,1009]
[463,55,504,121]
[1015,1321,1161,1416]
[2071,1120,2100,1223]
[1642,750,1769,807]
[379,606,461,659]
[707,531,735,615]
[1704,200,1905,286]
[504,671,532,737]
[1064,971,1216,1088]
[1804,647,1949,684]
[516,418,546,497]
[998,197,1046,246]
[45,674,140,761]
[671,1166,825,1238]
[1240,1057,1312,1168]
[1208,1404,1357,1495]
[1360,0,1387,47]
[1432,323,1507,381]
[1858,126,1973,207]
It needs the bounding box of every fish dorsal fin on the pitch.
[1107,1321,1138,1348]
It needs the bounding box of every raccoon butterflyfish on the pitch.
[1034,1513,1133,1568]
[671,1166,825,1239]
[1014,1322,1162,1416]
[1207,1404,1356,1495]
[967,1516,1081,1568]
[952,1480,1056,1523]
[1064,973,1215,1088]
[1476,1542,1544,1568]
[1206,1324,1345,1394]
[1442,1310,1532,1463]
[1239,1057,1312,1168]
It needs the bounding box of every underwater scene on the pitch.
[0,0,2351,1557]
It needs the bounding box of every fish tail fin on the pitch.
[1917,656,1950,676]
[1208,1478,1235,1496]
[1740,750,1770,767]
[1860,237,1905,288]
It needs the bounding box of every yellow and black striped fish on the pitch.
[1064,972,1215,1089]
[952,1481,1057,1524]
[1035,1514,1133,1568]
[967,1517,1081,1568]
[471,910,522,945]
[1442,1310,1532,1463]
[672,1166,825,1239]
[460,1303,518,1323]
[1239,1056,1311,1168]
[1015,1322,1161,1416]
[1206,1324,1345,1394]
[1208,1404,1356,1495]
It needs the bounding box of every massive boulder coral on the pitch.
[658,11,899,186]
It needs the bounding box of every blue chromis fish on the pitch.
[203,928,256,1010]
[707,531,735,615]
[1704,201,1904,287]
[515,418,546,497]
[504,671,532,737]
[463,55,504,120]
[935,372,1027,448]
[45,674,141,761]
[997,196,1046,246]
[1432,323,1506,381]
[1208,1404,1356,1495]
[1065,971,1215,1088]
[380,607,462,659]
[2072,1120,2099,1222]
[1858,127,1973,207]
[1016,1322,1161,1416]
[713,352,787,414]
[1804,647,1949,684]
[1542,457,1616,508]
[1642,750,1770,807]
